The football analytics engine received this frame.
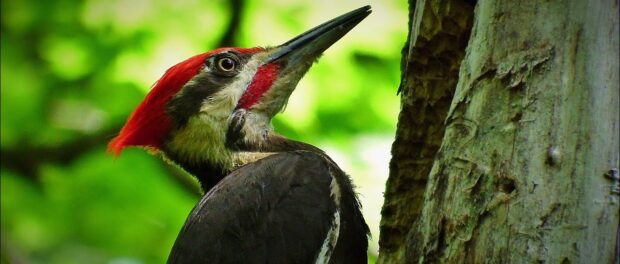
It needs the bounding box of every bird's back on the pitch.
[167,151,368,264]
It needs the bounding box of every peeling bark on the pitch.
[380,0,619,263]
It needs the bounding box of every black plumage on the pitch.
[167,151,368,264]
[159,6,372,263]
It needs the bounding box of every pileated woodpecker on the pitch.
[109,6,371,264]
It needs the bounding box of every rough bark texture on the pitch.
[380,0,619,263]
[378,1,474,263]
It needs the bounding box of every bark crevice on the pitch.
[378,0,475,263]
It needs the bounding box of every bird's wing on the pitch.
[167,151,338,264]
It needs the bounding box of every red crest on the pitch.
[108,47,264,155]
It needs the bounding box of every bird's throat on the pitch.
[162,114,322,191]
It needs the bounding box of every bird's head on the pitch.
[109,6,371,173]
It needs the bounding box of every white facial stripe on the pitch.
[198,54,265,117]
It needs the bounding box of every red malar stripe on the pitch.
[237,63,280,109]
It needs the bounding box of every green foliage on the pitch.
[1,0,406,262]
[2,150,194,263]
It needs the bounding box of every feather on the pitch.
[108,47,263,155]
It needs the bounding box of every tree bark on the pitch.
[379,0,619,263]
[378,0,474,262]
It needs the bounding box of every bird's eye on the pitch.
[217,57,236,72]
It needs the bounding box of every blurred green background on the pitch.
[1,0,406,263]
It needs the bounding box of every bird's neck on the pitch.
[163,124,323,191]
[162,151,277,192]
[161,112,325,191]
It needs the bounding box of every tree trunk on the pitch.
[379,0,619,263]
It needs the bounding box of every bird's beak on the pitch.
[266,5,372,65]
[246,6,371,116]
[242,6,371,116]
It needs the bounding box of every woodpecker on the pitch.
[109,6,371,264]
